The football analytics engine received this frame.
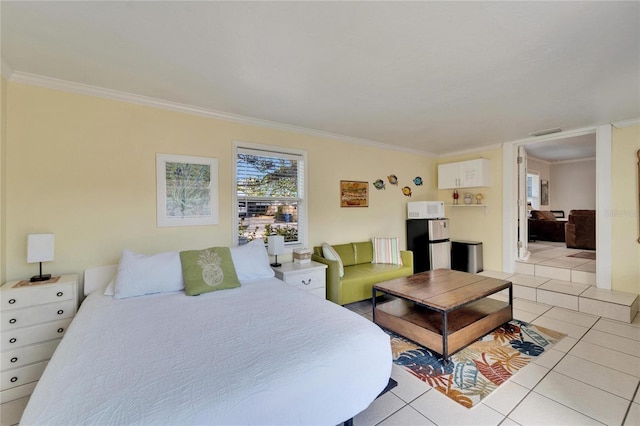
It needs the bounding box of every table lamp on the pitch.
[267,235,285,267]
[27,233,55,282]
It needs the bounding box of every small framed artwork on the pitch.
[540,180,549,205]
[340,180,369,207]
[156,153,218,227]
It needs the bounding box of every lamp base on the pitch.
[30,274,52,282]
[270,262,282,267]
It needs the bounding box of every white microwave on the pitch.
[407,201,445,219]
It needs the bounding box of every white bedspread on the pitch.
[20,278,391,425]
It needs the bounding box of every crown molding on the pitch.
[438,142,503,158]
[612,118,640,128]
[9,71,436,157]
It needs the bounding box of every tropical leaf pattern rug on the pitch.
[389,320,565,408]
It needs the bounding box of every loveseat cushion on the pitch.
[328,241,374,266]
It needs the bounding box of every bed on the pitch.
[20,242,392,425]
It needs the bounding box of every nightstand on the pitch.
[272,261,327,299]
[0,274,78,426]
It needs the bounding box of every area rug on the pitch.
[388,320,565,408]
[567,251,596,260]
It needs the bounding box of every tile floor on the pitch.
[345,267,640,425]
[506,242,638,323]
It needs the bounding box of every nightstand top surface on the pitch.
[2,274,78,291]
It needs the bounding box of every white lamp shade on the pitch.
[267,235,285,255]
[27,233,55,263]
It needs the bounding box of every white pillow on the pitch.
[113,250,184,299]
[230,239,275,283]
[371,237,403,265]
[104,277,115,296]
[322,243,344,277]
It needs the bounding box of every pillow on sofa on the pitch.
[322,242,344,277]
[230,239,274,283]
[114,250,184,299]
[180,247,241,296]
[371,237,403,266]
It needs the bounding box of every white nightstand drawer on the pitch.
[1,395,31,426]
[0,381,37,404]
[0,361,47,391]
[2,300,75,331]
[1,340,61,372]
[0,318,72,351]
[1,281,75,310]
[281,270,325,291]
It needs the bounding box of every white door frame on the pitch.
[502,125,612,290]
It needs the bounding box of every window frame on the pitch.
[527,171,540,210]
[232,141,308,251]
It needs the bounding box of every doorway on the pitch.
[504,125,612,290]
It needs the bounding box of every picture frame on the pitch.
[156,153,218,227]
[540,180,549,206]
[340,180,368,207]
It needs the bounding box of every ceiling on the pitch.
[525,133,596,162]
[1,1,638,156]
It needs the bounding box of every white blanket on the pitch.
[20,278,391,425]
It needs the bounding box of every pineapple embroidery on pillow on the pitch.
[198,249,224,286]
[180,247,240,295]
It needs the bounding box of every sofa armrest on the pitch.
[400,250,413,272]
[311,254,341,303]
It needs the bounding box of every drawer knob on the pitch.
[8,298,16,304]
[56,292,63,297]
[302,279,311,285]
[9,338,16,343]
[57,310,64,315]
[10,357,17,363]
[9,318,16,324]
[57,327,64,333]
[10,376,18,383]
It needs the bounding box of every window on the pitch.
[527,172,540,210]
[234,142,307,248]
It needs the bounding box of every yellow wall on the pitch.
[1,76,7,283]
[436,149,503,271]
[611,125,640,294]
[4,82,436,283]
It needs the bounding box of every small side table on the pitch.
[272,261,327,299]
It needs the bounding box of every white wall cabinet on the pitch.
[438,159,491,189]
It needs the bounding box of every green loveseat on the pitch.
[312,241,413,305]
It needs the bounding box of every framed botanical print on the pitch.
[156,153,218,227]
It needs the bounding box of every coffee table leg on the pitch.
[442,311,449,363]
[372,287,377,323]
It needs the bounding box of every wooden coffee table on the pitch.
[373,269,512,361]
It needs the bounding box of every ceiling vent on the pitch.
[528,128,562,137]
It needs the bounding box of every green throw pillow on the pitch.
[180,247,241,296]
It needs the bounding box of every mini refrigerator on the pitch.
[406,218,451,273]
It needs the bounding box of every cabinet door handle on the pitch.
[302,279,311,286]
[57,310,64,315]
[8,298,16,304]
[56,292,63,297]
[10,357,18,363]
[57,328,64,333]
[9,318,16,324]
[9,338,16,344]
[10,377,18,383]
